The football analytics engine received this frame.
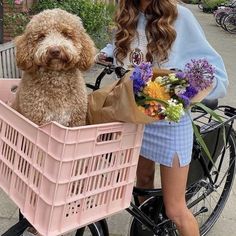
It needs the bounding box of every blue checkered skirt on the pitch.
[140,114,193,167]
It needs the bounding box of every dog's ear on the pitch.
[14,34,36,72]
[77,32,96,71]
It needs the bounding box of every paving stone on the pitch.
[0,190,18,219]
[0,217,18,235]
[207,217,236,236]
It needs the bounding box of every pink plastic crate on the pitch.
[0,79,144,236]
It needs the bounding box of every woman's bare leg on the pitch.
[136,155,155,202]
[160,155,199,236]
[136,155,155,188]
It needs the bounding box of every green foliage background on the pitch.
[4,0,31,36]
[4,0,115,48]
[201,0,227,9]
[188,0,228,8]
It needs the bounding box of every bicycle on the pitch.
[221,12,236,33]
[2,63,236,236]
[213,1,236,26]
[198,0,203,11]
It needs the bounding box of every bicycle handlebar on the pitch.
[95,61,128,77]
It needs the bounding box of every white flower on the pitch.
[165,84,171,92]
[174,85,186,95]
[154,76,163,83]
[167,98,178,105]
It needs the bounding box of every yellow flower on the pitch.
[143,81,171,100]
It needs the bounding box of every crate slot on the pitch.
[4,124,18,146]
[1,141,17,165]
[97,131,122,143]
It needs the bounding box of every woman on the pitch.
[96,0,228,235]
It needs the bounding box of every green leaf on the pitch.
[193,102,226,145]
[145,97,169,106]
[193,102,222,122]
[190,102,228,169]
[192,121,216,169]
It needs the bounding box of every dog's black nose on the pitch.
[49,46,61,57]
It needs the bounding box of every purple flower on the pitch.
[130,62,153,94]
[130,67,144,94]
[178,94,190,108]
[184,59,215,91]
[139,62,153,83]
[183,86,198,98]
[175,71,186,80]
[178,86,198,107]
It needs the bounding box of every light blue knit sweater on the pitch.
[101,5,228,100]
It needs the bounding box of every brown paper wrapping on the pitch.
[87,68,213,125]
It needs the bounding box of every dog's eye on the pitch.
[62,31,73,39]
[38,34,45,41]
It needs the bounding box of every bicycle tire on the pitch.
[219,13,229,29]
[74,221,106,236]
[187,129,236,235]
[223,13,236,33]
[198,1,203,10]
[215,11,227,26]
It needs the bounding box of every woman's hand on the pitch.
[94,52,113,65]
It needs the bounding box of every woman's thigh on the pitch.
[160,154,189,209]
[136,155,155,187]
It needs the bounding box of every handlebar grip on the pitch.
[106,57,113,63]
[95,57,113,67]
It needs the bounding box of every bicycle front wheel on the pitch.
[187,130,236,235]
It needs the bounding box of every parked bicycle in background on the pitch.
[213,1,236,33]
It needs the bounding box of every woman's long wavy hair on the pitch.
[114,0,178,65]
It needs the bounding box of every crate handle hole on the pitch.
[97,131,122,143]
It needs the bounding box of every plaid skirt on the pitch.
[140,114,193,167]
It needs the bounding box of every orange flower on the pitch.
[143,81,171,101]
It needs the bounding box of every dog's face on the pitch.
[15,9,96,72]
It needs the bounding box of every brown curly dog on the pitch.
[12,8,96,127]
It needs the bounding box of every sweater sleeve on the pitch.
[165,5,228,100]
[100,43,114,58]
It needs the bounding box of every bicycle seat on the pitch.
[201,99,218,110]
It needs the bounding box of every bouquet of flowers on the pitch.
[131,59,215,122]
[87,58,214,125]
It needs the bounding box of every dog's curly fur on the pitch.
[12,8,96,127]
